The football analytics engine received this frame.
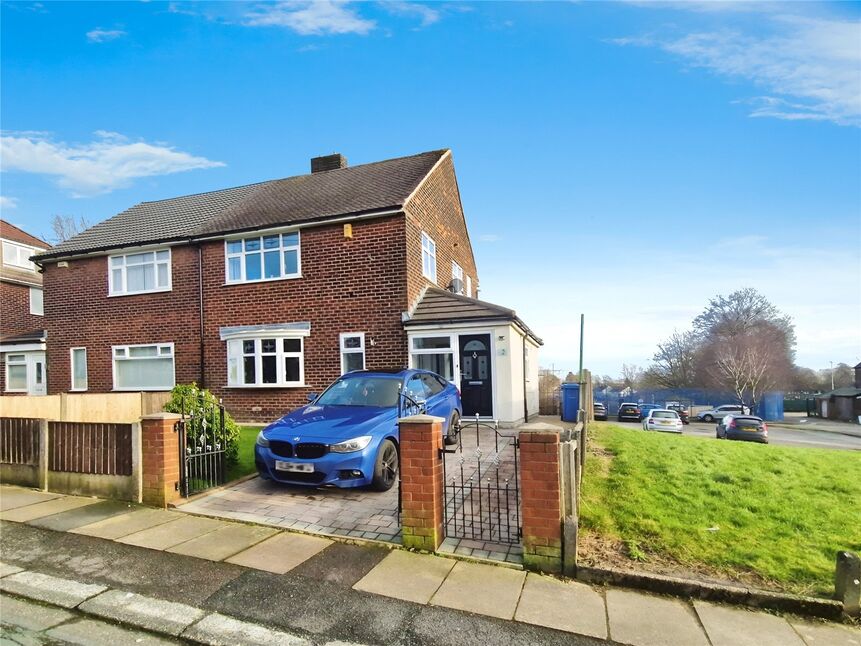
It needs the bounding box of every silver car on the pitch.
[642,409,683,433]
[697,404,749,423]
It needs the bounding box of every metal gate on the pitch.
[177,396,227,497]
[441,416,521,545]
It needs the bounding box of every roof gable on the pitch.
[0,220,50,248]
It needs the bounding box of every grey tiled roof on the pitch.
[37,150,448,260]
[405,288,543,345]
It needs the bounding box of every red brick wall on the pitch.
[520,429,563,574]
[405,154,478,307]
[42,245,202,396]
[0,281,44,337]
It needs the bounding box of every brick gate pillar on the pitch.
[520,429,563,574]
[140,412,182,508]
[397,414,445,552]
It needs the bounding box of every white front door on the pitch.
[28,352,47,396]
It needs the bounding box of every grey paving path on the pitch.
[606,588,710,646]
[69,507,177,539]
[694,599,805,646]
[515,573,609,639]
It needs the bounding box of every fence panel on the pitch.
[48,422,133,476]
[0,417,41,466]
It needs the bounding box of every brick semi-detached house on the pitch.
[0,220,50,396]
[33,150,542,423]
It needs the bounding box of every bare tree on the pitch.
[50,215,90,243]
[646,330,700,388]
[620,363,644,390]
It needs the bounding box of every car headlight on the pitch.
[330,436,372,453]
[256,431,270,448]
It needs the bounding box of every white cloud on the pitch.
[380,1,440,28]
[613,9,861,126]
[86,28,127,43]
[0,196,18,210]
[0,131,224,197]
[244,1,375,35]
[478,233,502,242]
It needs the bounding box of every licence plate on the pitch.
[275,461,314,473]
[660,420,671,424]
[739,426,759,432]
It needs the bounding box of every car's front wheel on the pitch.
[444,411,460,446]
[703,414,714,423]
[370,439,399,492]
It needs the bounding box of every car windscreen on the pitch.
[652,411,678,419]
[315,376,400,407]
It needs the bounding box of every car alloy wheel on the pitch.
[371,439,399,491]
[703,415,714,423]
[444,411,460,446]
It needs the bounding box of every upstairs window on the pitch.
[421,232,436,282]
[29,287,43,315]
[466,275,472,298]
[2,241,37,271]
[340,333,366,374]
[109,249,171,296]
[226,232,301,283]
[451,262,464,294]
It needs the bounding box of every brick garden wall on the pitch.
[519,429,563,573]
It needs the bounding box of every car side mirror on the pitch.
[306,392,318,403]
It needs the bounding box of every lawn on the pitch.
[226,425,262,482]
[580,422,861,597]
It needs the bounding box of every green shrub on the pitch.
[164,383,240,465]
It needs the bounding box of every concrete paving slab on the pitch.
[292,542,390,587]
[226,531,331,574]
[0,488,60,512]
[514,573,608,639]
[183,612,312,646]
[790,620,861,646]
[694,600,804,646]
[606,589,709,646]
[28,500,137,532]
[0,496,98,523]
[430,560,527,620]
[69,507,178,539]
[167,523,278,561]
[79,589,206,636]
[116,515,228,551]
[0,593,74,631]
[353,550,455,605]
[0,561,23,578]
[46,618,181,645]
[0,570,106,608]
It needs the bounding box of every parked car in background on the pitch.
[617,402,640,422]
[594,402,608,421]
[716,414,768,444]
[255,369,462,491]
[697,404,749,423]
[666,403,690,424]
[642,409,684,433]
[638,404,662,421]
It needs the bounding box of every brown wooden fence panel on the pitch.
[0,418,40,466]
[48,422,133,476]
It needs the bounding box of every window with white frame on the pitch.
[409,335,454,381]
[451,261,464,294]
[466,275,472,298]
[225,232,301,283]
[109,249,171,296]
[421,232,436,282]
[70,347,88,391]
[340,333,365,374]
[2,241,37,271]
[4,354,28,392]
[112,344,175,390]
[226,336,304,387]
[29,287,43,315]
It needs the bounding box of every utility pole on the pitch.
[830,361,835,390]
[578,313,584,384]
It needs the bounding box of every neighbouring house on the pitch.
[814,362,861,424]
[0,220,49,396]
[31,150,541,423]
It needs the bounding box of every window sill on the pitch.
[108,287,172,298]
[223,275,302,287]
[227,384,306,389]
[4,388,28,393]
[69,388,88,393]
[112,387,174,392]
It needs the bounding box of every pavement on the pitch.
[2,485,860,646]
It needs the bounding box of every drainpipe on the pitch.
[522,330,528,423]
[197,244,205,388]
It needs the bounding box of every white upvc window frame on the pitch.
[421,232,437,283]
[451,261,465,294]
[29,287,44,315]
[2,241,37,271]
[466,275,472,298]
[409,333,456,382]
[226,335,306,388]
[70,347,88,392]
[111,343,175,391]
[340,332,366,375]
[108,248,172,297]
[4,353,28,392]
[224,230,302,284]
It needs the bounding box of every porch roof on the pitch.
[404,288,542,345]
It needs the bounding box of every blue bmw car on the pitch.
[255,369,462,491]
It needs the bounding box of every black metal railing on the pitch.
[177,396,227,497]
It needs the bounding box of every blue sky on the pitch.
[2,0,859,377]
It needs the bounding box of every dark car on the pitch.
[638,404,662,421]
[666,404,690,424]
[617,402,640,422]
[716,414,768,444]
[593,402,608,421]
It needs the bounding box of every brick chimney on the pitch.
[311,153,347,173]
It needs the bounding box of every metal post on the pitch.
[578,314,584,384]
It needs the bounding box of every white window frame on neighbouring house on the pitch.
[226,335,305,387]
[466,275,472,298]
[340,332,366,374]
[421,232,436,283]
[409,334,455,382]
[224,231,301,284]
[451,261,464,294]
[29,287,43,316]
[70,347,88,391]
[111,343,175,391]
[108,249,172,296]
[2,241,37,271]
[4,353,28,392]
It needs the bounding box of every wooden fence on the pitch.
[0,417,41,466]
[48,422,133,476]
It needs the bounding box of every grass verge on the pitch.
[580,422,861,597]
[226,425,261,482]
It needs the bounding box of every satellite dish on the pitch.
[448,278,464,294]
